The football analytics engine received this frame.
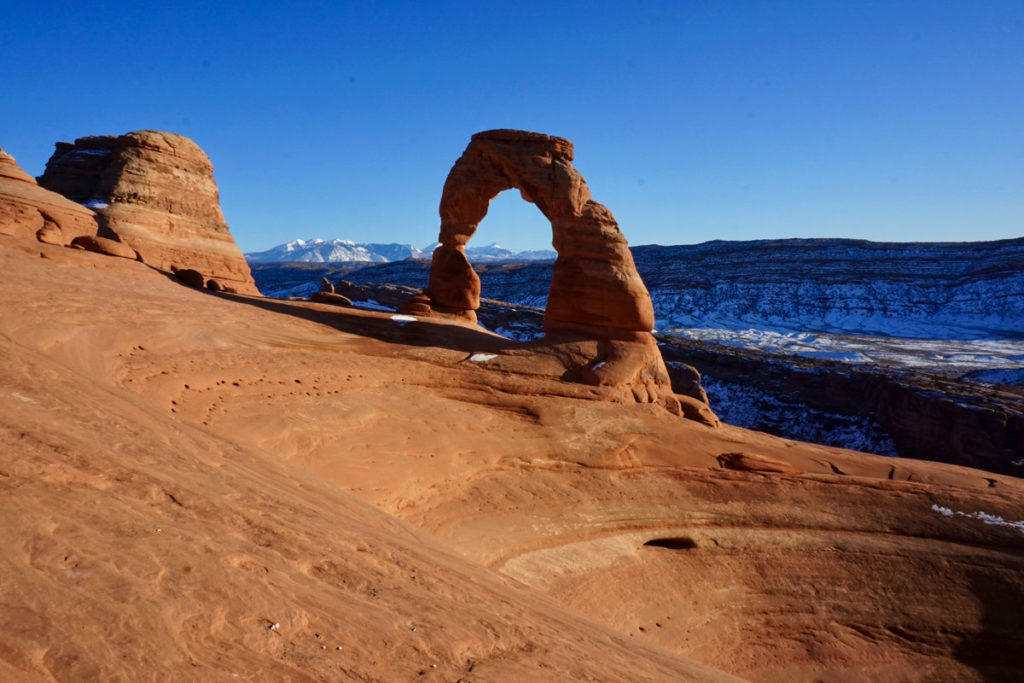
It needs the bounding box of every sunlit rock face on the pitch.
[39,130,258,294]
[0,144,98,245]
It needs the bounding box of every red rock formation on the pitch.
[426,130,654,334]
[38,131,258,294]
[0,145,98,245]
[412,130,694,417]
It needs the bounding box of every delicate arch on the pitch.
[422,129,655,338]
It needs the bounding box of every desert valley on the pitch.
[2,127,1024,683]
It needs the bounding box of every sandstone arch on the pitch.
[418,129,655,339]
[407,130,715,424]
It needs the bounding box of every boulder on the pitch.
[666,361,710,405]
[310,291,354,307]
[0,145,99,245]
[38,131,258,294]
[70,235,139,260]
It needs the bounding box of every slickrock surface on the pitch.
[412,130,681,413]
[0,237,729,682]
[0,145,98,244]
[37,130,258,294]
[2,236,1023,681]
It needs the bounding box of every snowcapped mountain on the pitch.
[244,238,426,263]
[457,243,557,262]
[245,238,555,264]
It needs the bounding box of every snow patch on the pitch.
[390,314,417,325]
[468,353,497,362]
[931,504,1024,534]
[68,149,110,158]
[352,299,393,312]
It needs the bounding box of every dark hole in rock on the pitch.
[642,537,697,550]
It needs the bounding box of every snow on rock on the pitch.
[352,299,393,312]
[931,504,1024,534]
[703,376,899,457]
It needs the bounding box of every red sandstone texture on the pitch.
[0,145,99,245]
[38,131,258,294]
[410,130,689,416]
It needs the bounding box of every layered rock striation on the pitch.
[408,130,690,416]
[0,145,99,245]
[39,130,257,293]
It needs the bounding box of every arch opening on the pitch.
[466,189,553,263]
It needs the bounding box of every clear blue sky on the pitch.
[3,1,1022,252]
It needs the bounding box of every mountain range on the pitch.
[244,237,556,264]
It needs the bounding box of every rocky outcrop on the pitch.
[408,130,689,416]
[0,145,98,245]
[38,131,258,294]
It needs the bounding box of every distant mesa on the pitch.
[38,130,258,294]
[406,129,702,420]
[0,144,99,245]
